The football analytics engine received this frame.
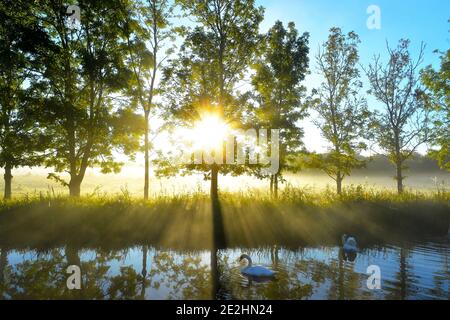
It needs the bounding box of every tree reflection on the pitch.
[6,249,76,299]
[430,243,449,299]
[0,247,8,298]
[385,245,419,300]
[2,248,121,299]
[148,251,211,299]
[0,246,211,300]
[0,242,446,300]
[140,246,149,299]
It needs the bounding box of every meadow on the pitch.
[3,167,449,198]
[0,184,447,251]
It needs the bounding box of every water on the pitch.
[0,238,448,300]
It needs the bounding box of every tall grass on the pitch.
[0,186,448,251]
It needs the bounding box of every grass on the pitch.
[0,186,448,251]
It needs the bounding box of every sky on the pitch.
[15,1,449,176]
[259,0,449,69]
[143,0,450,166]
[256,0,450,153]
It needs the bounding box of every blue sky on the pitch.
[258,0,449,68]
[255,0,450,153]
[151,1,449,158]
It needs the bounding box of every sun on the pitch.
[189,113,230,151]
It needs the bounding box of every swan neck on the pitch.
[242,255,252,267]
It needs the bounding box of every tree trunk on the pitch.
[144,111,150,200]
[394,133,404,194]
[65,246,81,266]
[396,163,404,194]
[399,247,407,300]
[69,177,81,197]
[4,164,12,200]
[0,247,7,285]
[273,174,279,199]
[211,248,220,299]
[141,245,148,300]
[336,173,343,195]
[211,165,219,200]
[270,175,274,196]
[338,249,344,300]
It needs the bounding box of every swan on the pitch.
[342,234,358,253]
[239,254,275,278]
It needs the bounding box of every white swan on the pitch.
[239,254,275,278]
[342,234,358,253]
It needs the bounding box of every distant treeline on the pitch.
[355,154,446,174]
[299,153,447,175]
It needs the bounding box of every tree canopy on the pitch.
[311,28,370,194]
[251,20,309,197]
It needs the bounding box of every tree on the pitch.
[162,0,264,200]
[311,28,370,194]
[36,0,143,196]
[0,0,49,199]
[421,48,449,170]
[366,39,432,193]
[122,0,175,200]
[251,21,309,198]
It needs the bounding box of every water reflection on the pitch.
[0,238,447,300]
[342,249,357,263]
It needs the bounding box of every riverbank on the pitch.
[0,188,448,250]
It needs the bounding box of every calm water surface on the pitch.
[0,238,448,300]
